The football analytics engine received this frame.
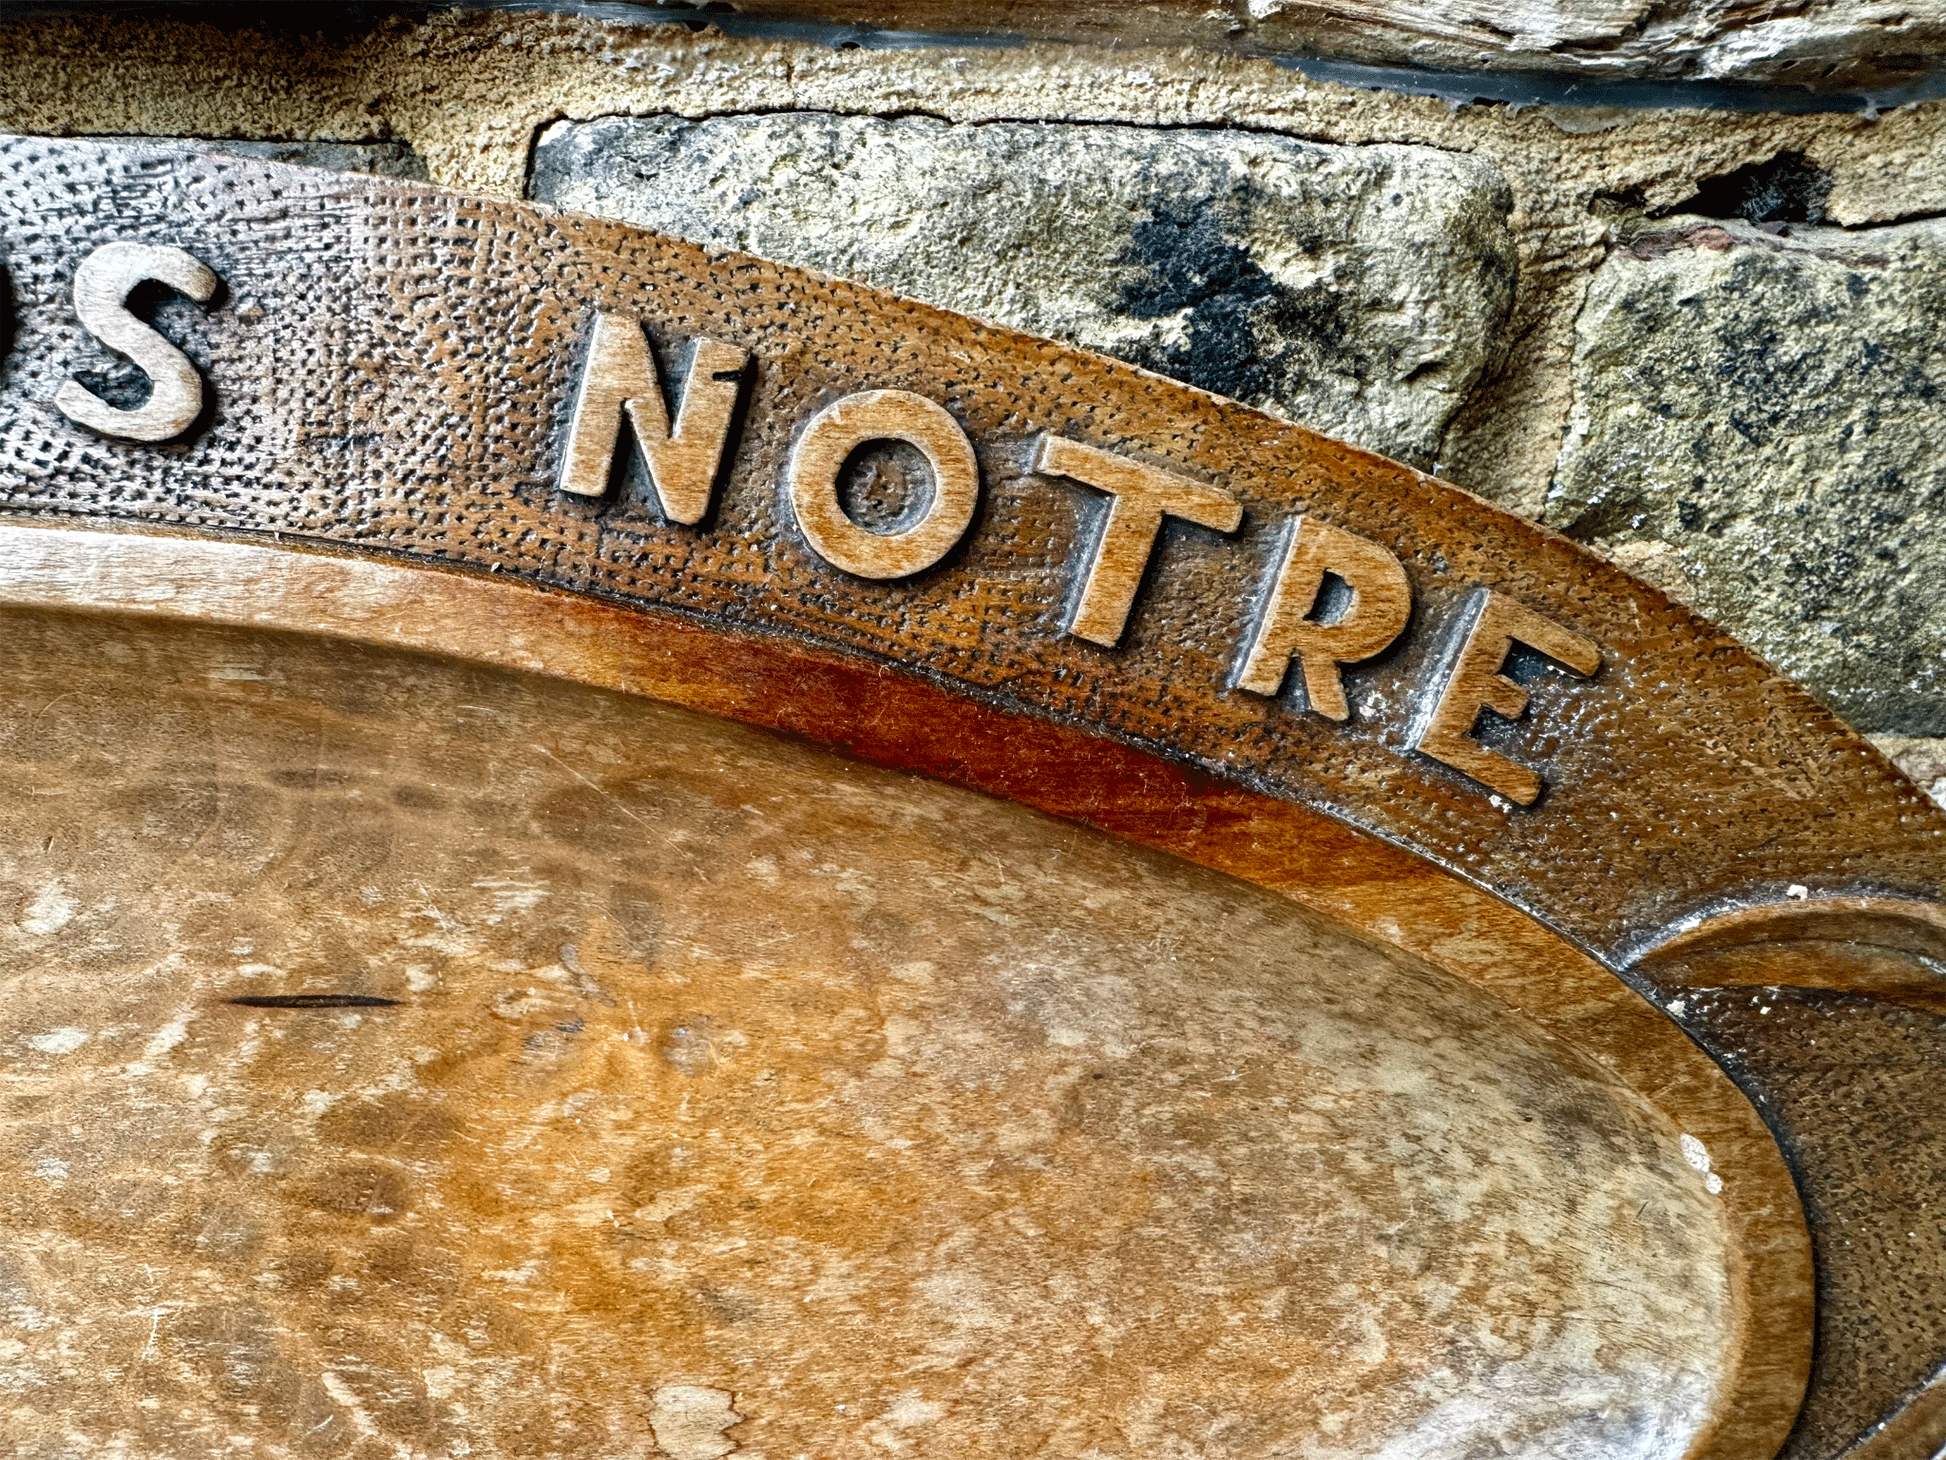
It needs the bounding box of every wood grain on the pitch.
[0,594,1754,1459]
[0,522,1820,1460]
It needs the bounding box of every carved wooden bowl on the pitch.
[0,137,1941,1459]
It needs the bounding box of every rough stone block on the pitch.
[1243,0,1946,91]
[1548,217,1946,736]
[1874,735,1946,807]
[623,0,1946,93]
[530,113,1516,470]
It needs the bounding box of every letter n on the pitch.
[557,312,748,523]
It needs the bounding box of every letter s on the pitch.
[54,242,220,443]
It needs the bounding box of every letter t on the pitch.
[1034,435,1242,648]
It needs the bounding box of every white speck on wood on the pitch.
[25,1027,88,1055]
[650,1384,741,1460]
[18,883,75,936]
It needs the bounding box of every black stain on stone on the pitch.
[1669,151,1833,226]
[1114,190,1353,409]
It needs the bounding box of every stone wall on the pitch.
[2,4,1943,797]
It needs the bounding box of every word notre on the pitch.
[52,242,1600,806]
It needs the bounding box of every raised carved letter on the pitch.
[1033,435,1242,648]
[557,313,747,522]
[54,242,219,443]
[1236,515,1412,720]
[1414,592,1602,805]
[786,389,980,580]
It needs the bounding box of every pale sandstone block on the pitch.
[1550,215,1946,734]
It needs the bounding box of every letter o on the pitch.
[786,390,980,580]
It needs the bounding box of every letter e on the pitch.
[1413,591,1602,805]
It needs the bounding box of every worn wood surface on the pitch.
[1633,904,1946,1458]
[0,584,1762,1459]
[0,137,1943,1455]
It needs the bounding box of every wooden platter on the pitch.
[0,136,1941,1459]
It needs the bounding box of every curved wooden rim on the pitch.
[0,520,1813,1460]
[3,135,1943,975]
[1637,896,1946,970]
